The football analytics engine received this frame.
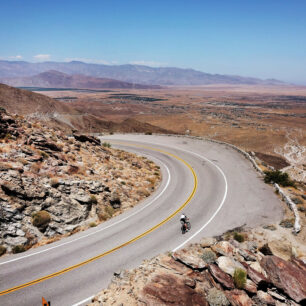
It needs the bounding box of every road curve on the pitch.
[0,135,283,306]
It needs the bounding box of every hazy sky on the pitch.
[1,0,305,84]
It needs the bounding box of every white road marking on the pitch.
[71,295,94,306]
[72,140,229,306]
[0,158,171,266]
[172,148,228,252]
[106,138,228,252]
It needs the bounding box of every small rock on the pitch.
[257,290,276,305]
[173,249,207,270]
[245,279,257,294]
[200,237,216,248]
[238,248,257,261]
[5,236,28,246]
[225,289,253,306]
[206,288,230,306]
[263,224,277,231]
[268,289,287,302]
[241,262,269,285]
[208,264,235,289]
[212,241,235,257]
[216,256,246,276]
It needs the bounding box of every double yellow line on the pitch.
[0,144,198,296]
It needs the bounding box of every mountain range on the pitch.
[0,60,284,86]
[0,70,160,89]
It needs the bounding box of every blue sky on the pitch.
[1,0,305,84]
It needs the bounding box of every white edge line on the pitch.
[0,155,171,266]
[71,295,94,306]
[172,149,228,252]
[73,140,229,306]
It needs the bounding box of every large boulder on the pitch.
[142,273,209,305]
[261,256,306,303]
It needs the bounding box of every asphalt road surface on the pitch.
[0,135,284,306]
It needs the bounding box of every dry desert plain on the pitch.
[40,85,305,175]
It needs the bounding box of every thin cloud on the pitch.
[64,57,115,65]
[129,60,167,67]
[8,55,23,60]
[33,54,51,61]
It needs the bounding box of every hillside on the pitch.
[0,84,175,134]
[1,70,161,89]
[0,83,77,116]
[0,60,285,86]
[0,108,161,254]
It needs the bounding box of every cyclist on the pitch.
[180,213,187,225]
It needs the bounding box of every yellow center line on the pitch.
[0,143,198,296]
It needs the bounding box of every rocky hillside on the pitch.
[0,108,161,255]
[90,226,306,305]
[1,70,162,89]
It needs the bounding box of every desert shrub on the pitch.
[67,165,79,175]
[137,187,150,197]
[105,205,115,217]
[147,177,157,184]
[90,195,98,204]
[98,212,108,221]
[0,245,7,256]
[12,245,26,254]
[292,197,303,204]
[121,181,126,185]
[89,222,97,227]
[145,131,152,135]
[102,142,111,148]
[279,218,294,228]
[206,288,230,306]
[201,248,217,264]
[32,210,51,229]
[50,178,59,188]
[39,150,49,160]
[31,162,42,173]
[264,170,295,187]
[233,268,247,289]
[233,232,245,243]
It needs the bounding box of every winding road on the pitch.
[0,135,283,306]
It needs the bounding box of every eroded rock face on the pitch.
[261,256,306,303]
[142,273,209,305]
[0,109,161,253]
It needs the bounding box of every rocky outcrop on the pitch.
[73,133,101,146]
[90,231,306,306]
[0,109,161,253]
[261,256,306,303]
